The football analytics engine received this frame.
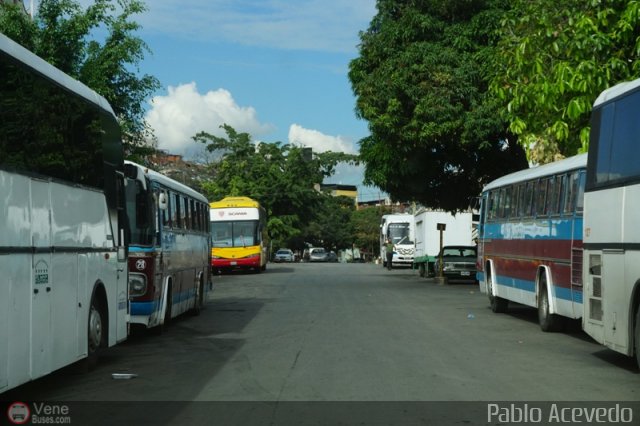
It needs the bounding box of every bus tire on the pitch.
[86,288,107,369]
[488,271,508,313]
[538,282,562,332]
[157,285,172,334]
[418,263,425,278]
[192,279,204,316]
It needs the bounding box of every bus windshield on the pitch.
[211,220,258,247]
[387,223,413,245]
[124,178,155,245]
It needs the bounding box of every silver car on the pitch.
[308,248,328,262]
[274,248,294,262]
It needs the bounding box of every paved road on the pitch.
[3,262,639,424]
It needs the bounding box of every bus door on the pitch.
[570,171,586,317]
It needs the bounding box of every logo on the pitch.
[135,259,147,270]
[218,211,225,217]
[7,402,30,424]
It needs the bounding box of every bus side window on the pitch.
[503,186,513,219]
[172,192,180,228]
[534,179,547,217]
[487,191,497,221]
[162,190,171,228]
[546,176,562,216]
[576,171,586,214]
[191,200,197,230]
[182,196,190,230]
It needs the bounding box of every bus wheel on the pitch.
[488,272,508,313]
[192,279,204,316]
[538,282,562,332]
[86,292,106,369]
[157,286,172,334]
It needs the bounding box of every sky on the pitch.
[32,0,383,202]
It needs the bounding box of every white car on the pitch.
[274,248,294,262]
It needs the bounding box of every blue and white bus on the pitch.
[477,154,587,331]
[124,162,211,330]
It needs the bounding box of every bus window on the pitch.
[546,176,561,216]
[534,179,548,216]
[576,171,585,214]
[172,192,180,228]
[503,186,513,219]
[182,196,189,230]
[488,190,497,221]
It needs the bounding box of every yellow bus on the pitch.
[209,196,268,273]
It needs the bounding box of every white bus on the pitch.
[583,78,640,367]
[0,33,128,392]
[380,213,415,268]
[124,162,211,330]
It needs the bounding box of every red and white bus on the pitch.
[477,154,587,331]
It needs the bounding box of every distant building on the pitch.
[320,183,358,205]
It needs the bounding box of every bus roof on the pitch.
[210,196,261,209]
[593,78,640,108]
[0,33,115,117]
[124,161,208,203]
[482,153,587,193]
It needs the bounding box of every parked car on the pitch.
[434,245,477,283]
[274,248,294,262]
[326,251,338,262]
[308,248,328,262]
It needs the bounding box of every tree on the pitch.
[0,0,160,160]
[351,206,384,258]
[349,0,527,212]
[491,0,640,163]
[194,124,359,245]
[302,195,355,253]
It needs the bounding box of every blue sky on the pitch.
[48,0,382,201]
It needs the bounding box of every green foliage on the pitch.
[0,0,160,158]
[302,195,356,252]
[195,124,359,246]
[491,0,640,162]
[351,206,385,257]
[349,0,528,212]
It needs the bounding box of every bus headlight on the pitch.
[129,273,147,297]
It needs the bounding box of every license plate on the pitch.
[231,261,237,266]
[461,271,470,276]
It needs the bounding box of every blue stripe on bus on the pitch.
[130,300,158,315]
[130,288,197,316]
[483,218,582,240]
[129,246,156,253]
[478,271,583,304]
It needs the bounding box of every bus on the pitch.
[583,78,640,367]
[477,154,587,331]
[0,33,128,392]
[380,213,415,268]
[124,161,211,330]
[209,196,268,273]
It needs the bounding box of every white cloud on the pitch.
[288,124,357,154]
[145,82,273,156]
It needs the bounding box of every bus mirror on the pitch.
[158,193,168,210]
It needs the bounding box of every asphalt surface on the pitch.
[2,262,639,425]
